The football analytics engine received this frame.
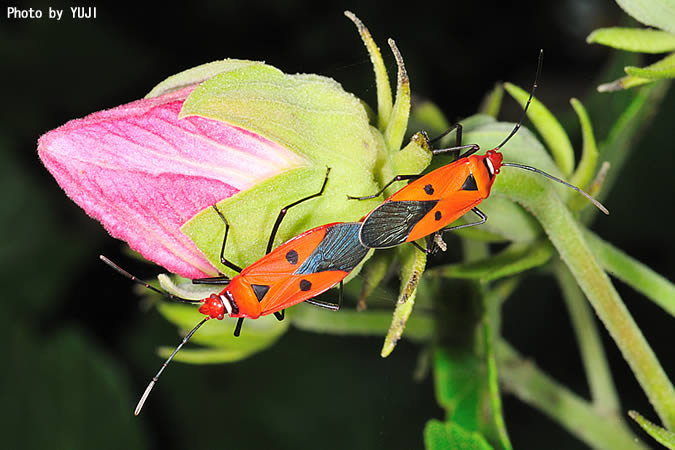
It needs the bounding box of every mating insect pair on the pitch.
[104,49,608,415]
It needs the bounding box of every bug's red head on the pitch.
[485,149,503,176]
[199,294,226,320]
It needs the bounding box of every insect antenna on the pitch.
[99,255,204,305]
[494,49,544,151]
[134,317,210,415]
[501,163,609,214]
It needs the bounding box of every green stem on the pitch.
[484,320,512,450]
[499,340,646,449]
[554,262,621,420]
[584,229,675,318]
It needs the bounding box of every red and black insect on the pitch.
[102,169,369,414]
[350,50,608,251]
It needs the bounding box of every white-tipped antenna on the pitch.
[134,317,210,415]
[502,163,609,214]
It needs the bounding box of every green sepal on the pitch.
[384,39,411,154]
[178,63,381,272]
[381,244,427,357]
[625,52,675,79]
[503,83,575,176]
[392,131,433,174]
[344,11,393,132]
[479,83,504,118]
[587,27,675,53]
[568,98,600,211]
[424,420,493,450]
[629,410,675,449]
[145,59,262,98]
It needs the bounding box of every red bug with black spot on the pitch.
[350,50,608,251]
[102,169,369,414]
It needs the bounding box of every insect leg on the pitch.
[211,205,244,273]
[233,317,245,337]
[428,123,481,159]
[347,175,421,201]
[440,207,487,234]
[304,281,343,311]
[192,276,231,285]
[274,310,285,321]
[266,167,331,254]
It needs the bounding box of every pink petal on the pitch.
[39,86,302,278]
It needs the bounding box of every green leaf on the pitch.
[433,347,485,431]
[587,27,675,53]
[503,82,575,176]
[145,59,262,98]
[625,52,675,79]
[381,244,426,357]
[629,410,675,449]
[615,0,675,34]
[430,240,553,282]
[179,63,382,272]
[424,420,493,450]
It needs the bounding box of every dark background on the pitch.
[2,0,674,449]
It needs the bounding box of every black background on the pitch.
[2,1,674,449]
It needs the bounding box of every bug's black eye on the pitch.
[460,173,478,191]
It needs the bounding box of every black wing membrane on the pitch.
[295,223,369,274]
[360,200,438,248]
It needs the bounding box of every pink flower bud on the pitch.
[38,85,302,278]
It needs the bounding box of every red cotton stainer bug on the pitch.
[101,168,370,415]
[349,50,608,251]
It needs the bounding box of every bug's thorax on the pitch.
[467,149,503,198]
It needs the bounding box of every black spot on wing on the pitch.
[286,249,298,265]
[435,211,442,221]
[251,284,270,302]
[424,184,434,195]
[295,223,369,274]
[460,173,478,191]
[299,279,312,291]
[360,200,438,248]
